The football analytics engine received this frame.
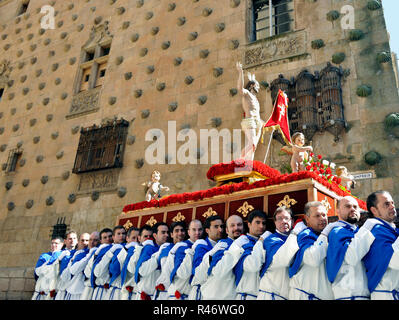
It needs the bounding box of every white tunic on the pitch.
[258,233,299,300]
[329,223,372,300]
[289,232,334,300]
[65,248,95,300]
[120,245,142,300]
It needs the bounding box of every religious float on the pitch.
[116,159,367,231]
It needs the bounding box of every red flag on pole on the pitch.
[262,89,292,145]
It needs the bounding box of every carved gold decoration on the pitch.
[237,201,254,217]
[202,207,217,218]
[146,216,157,227]
[123,220,133,230]
[321,196,332,211]
[172,212,186,222]
[277,195,298,208]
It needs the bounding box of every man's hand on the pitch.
[236,61,243,72]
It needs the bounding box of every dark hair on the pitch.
[51,236,64,242]
[245,80,256,90]
[367,190,389,215]
[204,215,224,230]
[112,225,126,235]
[273,206,293,221]
[127,227,139,238]
[170,221,187,233]
[139,225,153,235]
[153,222,169,234]
[247,210,267,223]
[99,228,113,239]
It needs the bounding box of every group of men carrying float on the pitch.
[33,190,399,301]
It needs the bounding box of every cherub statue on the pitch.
[289,132,313,173]
[142,170,170,202]
[336,166,356,189]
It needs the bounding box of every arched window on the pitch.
[320,63,345,141]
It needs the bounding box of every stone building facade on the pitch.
[0,0,397,299]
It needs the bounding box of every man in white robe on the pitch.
[166,220,203,300]
[81,228,113,300]
[135,222,170,300]
[289,201,334,300]
[91,226,126,300]
[201,215,244,300]
[356,191,399,300]
[32,237,63,300]
[65,232,100,300]
[154,221,186,300]
[188,216,224,300]
[324,196,370,300]
[257,207,300,300]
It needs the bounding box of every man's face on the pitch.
[226,216,244,240]
[139,230,153,243]
[371,192,397,223]
[154,225,169,246]
[274,210,292,234]
[51,239,63,252]
[89,233,100,248]
[127,230,139,243]
[100,231,113,244]
[78,233,90,250]
[171,225,186,244]
[188,221,203,242]
[338,197,360,224]
[64,232,78,250]
[305,205,328,233]
[113,228,127,244]
[251,81,260,94]
[248,216,267,237]
[206,219,224,242]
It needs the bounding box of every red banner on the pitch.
[263,89,292,145]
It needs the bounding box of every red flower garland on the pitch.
[206,160,281,181]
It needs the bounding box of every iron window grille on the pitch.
[5,148,22,173]
[252,0,294,41]
[72,119,129,174]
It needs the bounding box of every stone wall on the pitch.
[0,0,398,299]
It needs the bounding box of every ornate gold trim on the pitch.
[123,219,133,230]
[202,207,218,218]
[172,212,186,222]
[277,195,298,208]
[145,216,157,227]
[237,201,254,217]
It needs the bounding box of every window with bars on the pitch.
[5,148,22,173]
[72,119,129,174]
[270,64,345,142]
[252,0,294,41]
[0,88,4,102]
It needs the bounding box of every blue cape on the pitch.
[120,245,137,285]
[90,245,112,288]
[59,249,76,275]
[72,248,90,266]
[158,243,173,269]
[233,235,258,286]
[260,232,288,278]
[289,228,318,278]
[109,244,126,285]
[207,238,234,276]
[34,252,52,280]
[134,242,159,283]
[326,222,357,283]
[190,238,213,283]
[362,218,399,293]
[170,240,193,283]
